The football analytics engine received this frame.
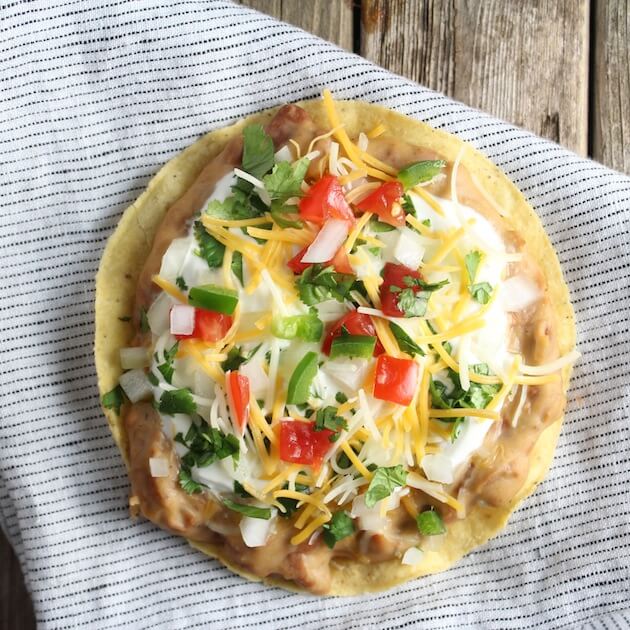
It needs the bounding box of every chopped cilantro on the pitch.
[322,511,355,548]
[269,200,304,229]
[175,276,188,291]
[178,468,204,494]
[156,341,179,384]
[223,498,272,520]
[336,450,351,469]
[314,406,348,441]
[158,388,196,415]
[364,465,408,508]
[263,158,309,200]
[464,250,482,283]
[241,124,274,180]
[118,315,131,322]
[277,482,310,518]
[392,276,449,318]
[296,264,355,306]
[147,371,159,386]
[221,344,261,372]
[450,417,465,442]
[206,193,258,221]
[401,193,416,217]
[102,385,125,415]
[429,377,451,409]
[429,365,500,419]
[369,218,396,232]
[176,422,240,494]
[234,480,252,498]
[335,392,348,404]
[390,322,425,356]
[194,220,225,268]
[139,307,150,333]
[469,282,493,304]
[229,250,244,285]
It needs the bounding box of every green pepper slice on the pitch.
[188,284,239,315]
[397,160,446,190]
[286,351,319,405]
[271,313,323,342]
[329,334,376,359]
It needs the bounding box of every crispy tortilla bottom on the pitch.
[95,100,575,595]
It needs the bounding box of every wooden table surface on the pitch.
[2,1,628,628]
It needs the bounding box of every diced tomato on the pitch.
[373,355,419,406]
[356,181,405,226]
[226,372,250,433]
[380,262,424,317]
[322,310,384,356]
[279,420,334,469]
[175,308,233,343]
[287,245,353,275]
[299,175,355,225]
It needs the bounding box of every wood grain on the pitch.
[239,0,354,51]
[0,531,35,630]
[592,0,630,173]
[361,0,590,155]
[1,2,627,628]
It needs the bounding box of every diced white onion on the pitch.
[191,462,233,494]
[315,299,349,322]
[401,547,424,566]
[240,511,276,548]
[119,347,149,370]
[501,274,541,312]
[301,219,349,264]
[303,150,321,162]
[274,145,293,163]
[170,304,195,336]
[351,489,404,534]
[351,494,388,533]
[149,457,170,478]
[322,358,369,392]
[374,225,427,269]
[240,357,269,399]
[119,369,153,403]
[421,453,455,484]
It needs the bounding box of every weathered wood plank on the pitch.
[361,0,589,155]
[592,0,630,174]
[240,0,354,51]
[0,532,35,630]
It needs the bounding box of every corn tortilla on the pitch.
[95,100,575,595]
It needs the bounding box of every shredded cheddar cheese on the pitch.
[137,89,577,560]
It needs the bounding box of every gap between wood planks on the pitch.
[241,0,629,175]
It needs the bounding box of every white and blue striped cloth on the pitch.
[1,1,629,628]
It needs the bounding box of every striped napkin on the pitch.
[1,1,629,628]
